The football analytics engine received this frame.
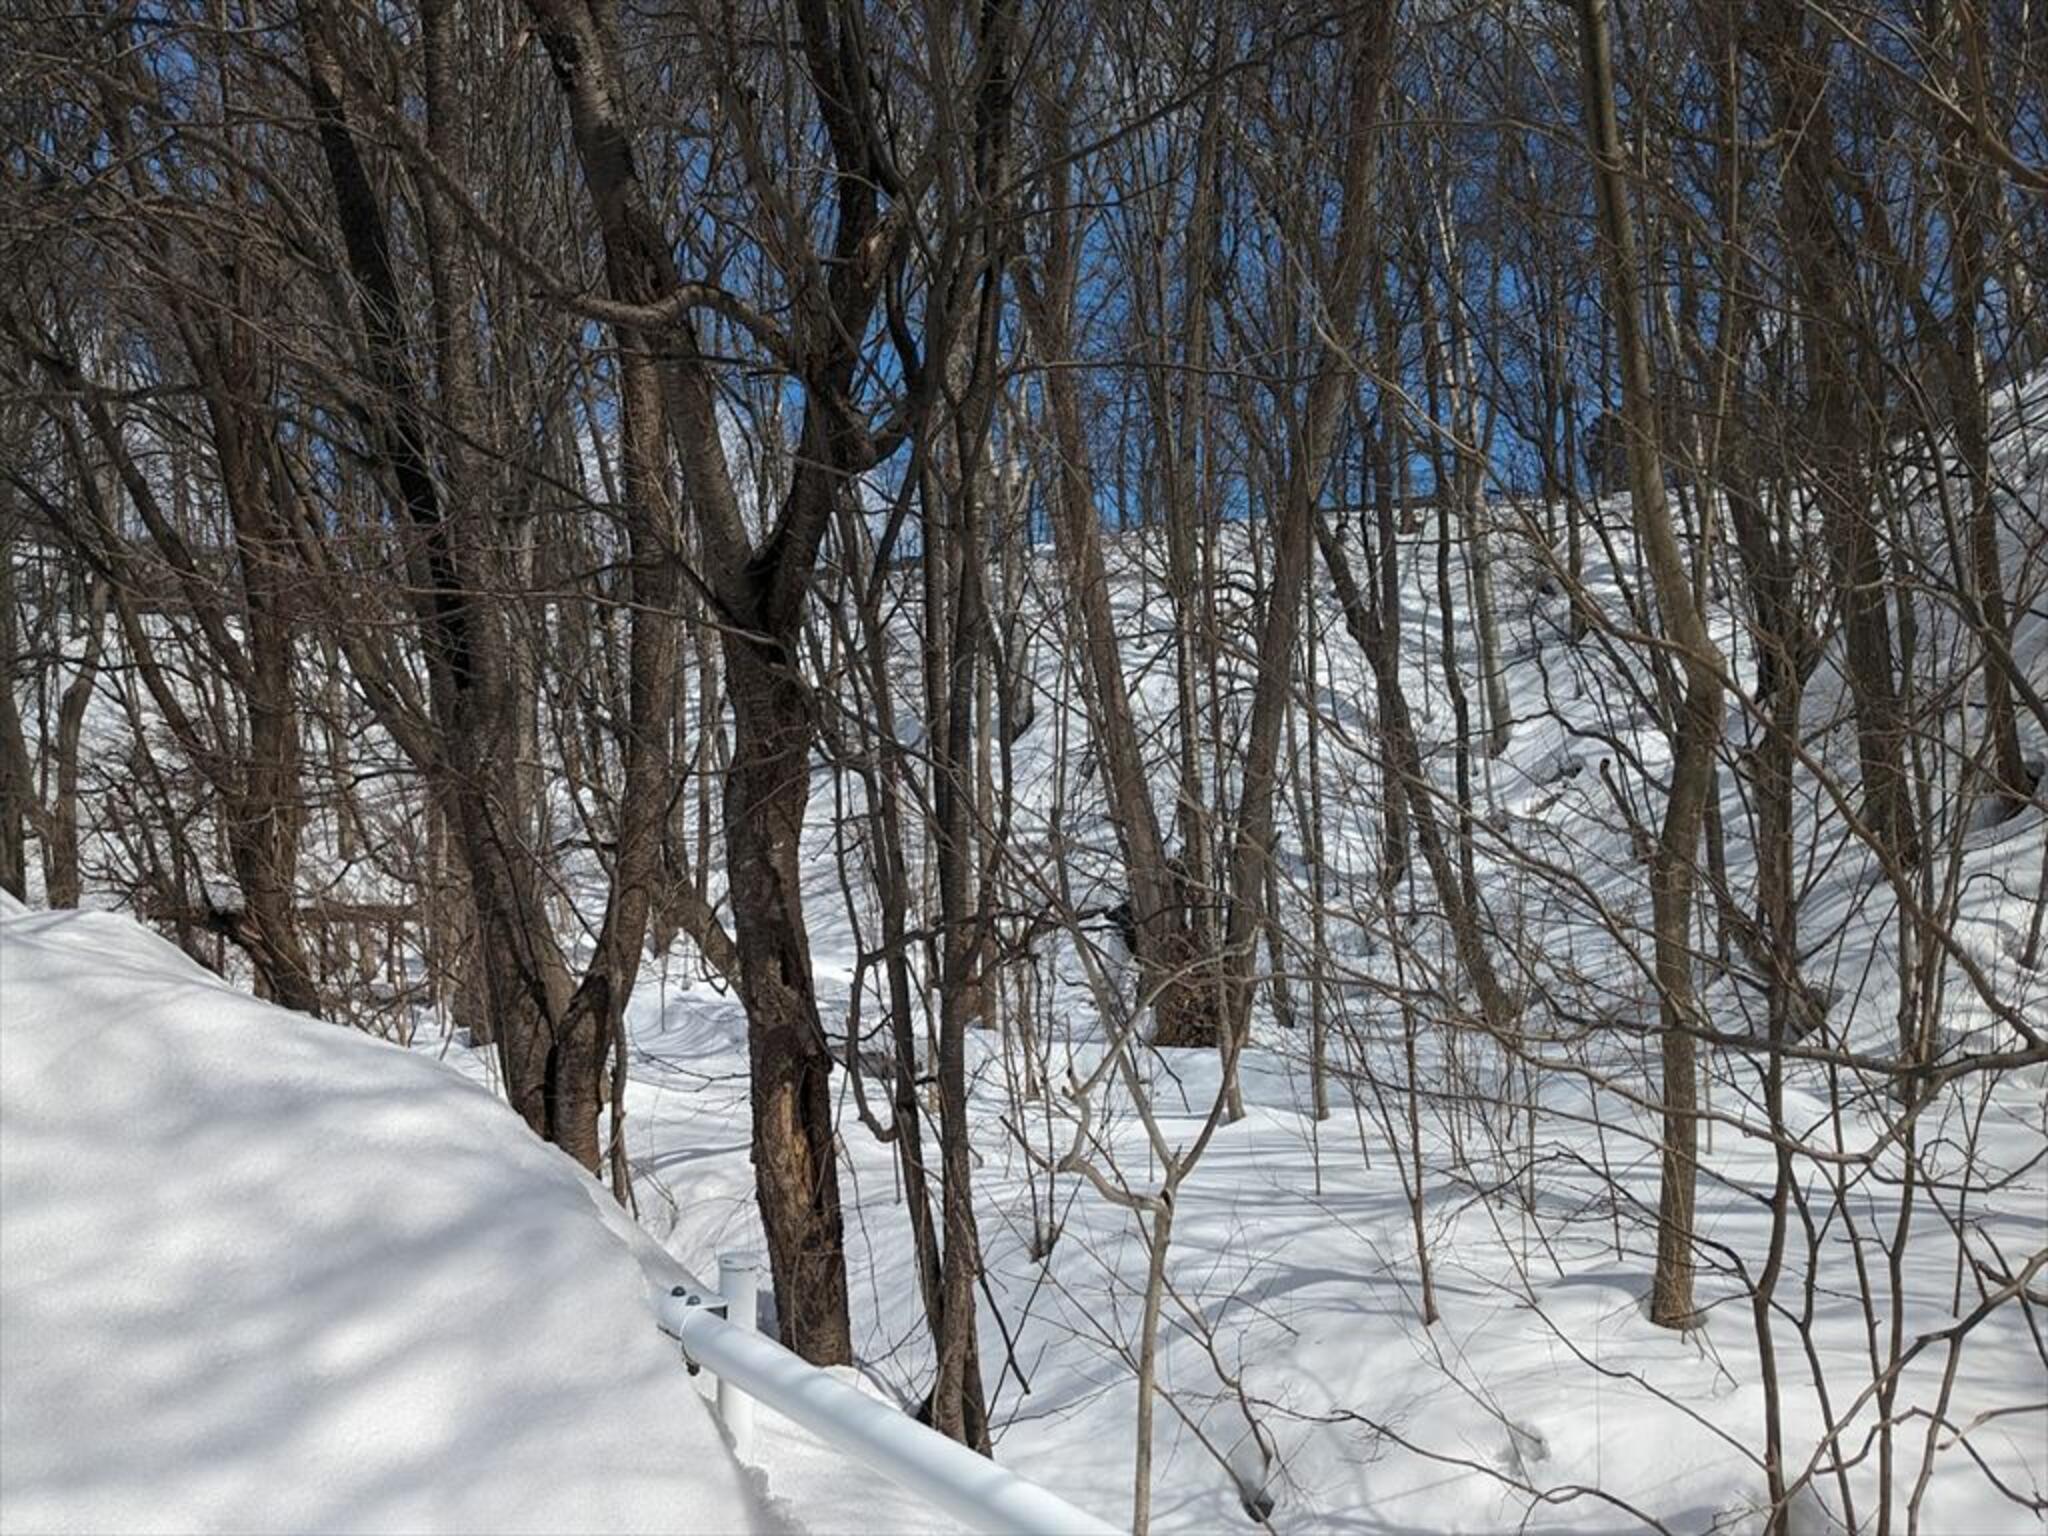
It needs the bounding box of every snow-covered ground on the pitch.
[486,372,2046,1534]
[0,892,773,1535]
[7,362,2046,1535]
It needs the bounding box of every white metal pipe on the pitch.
[714,1254,758,1458]
[659,1290,1119,1536]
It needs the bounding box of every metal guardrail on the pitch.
[660,1255,1119,1536]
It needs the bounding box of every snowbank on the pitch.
[0,903,769,1535]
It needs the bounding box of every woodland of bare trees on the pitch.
[4,0,2045,1528]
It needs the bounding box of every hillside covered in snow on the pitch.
[6,0,2048,1530]
[0,895,769,1535]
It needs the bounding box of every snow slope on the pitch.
[11,372,2046,1532]
[559,372,2048,1534]
[0,897,772,1536]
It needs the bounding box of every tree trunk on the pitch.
[1760,5,1919,869]
[1319,517,1517,1036]
[1216,0,1403,1079]
[42,579,107,911]
[726,640,853,1363]
[0,511,29,901]
[1577,0,1729,1329]
[302,0,575,1124]
[1019,212,1215,1049]
[1929,0,2030,809]
[520,0,885,1360]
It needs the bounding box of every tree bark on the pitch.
[1758,4,1919,869]
[1215,0,1402,1084]
[1577,0,1729,1329]
[521,0,894,1359]
[1018,188,1215,1049]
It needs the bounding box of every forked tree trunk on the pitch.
[1759,5,1919,871]
[521,0,867,1360]
[1215,0,1402,1083]
[1019,194,1217,1050]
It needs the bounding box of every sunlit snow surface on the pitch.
[0,895,775,1535]
[11,359,2048,1534]
[565,373,2048,1534]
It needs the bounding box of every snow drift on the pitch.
[0,897,767,1535]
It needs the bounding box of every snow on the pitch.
[610,975,2047,1535]
[553,372,2048,1534]
[0,902,771,1536]
[10,363,2048,1534]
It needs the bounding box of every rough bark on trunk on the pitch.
[520,0,873,1358]
[725,640,853,1361]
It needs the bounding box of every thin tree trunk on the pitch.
[43,578,107,911]
[1019,200,1215,1048]
[0,512,30,901]
[1318,517,1517,1036]
[1760,5,1919,870]
[1577,0,1729,1329]
[301,0,575,1124]
[1216,0,1403,1086]
[1930,0,2030,809]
